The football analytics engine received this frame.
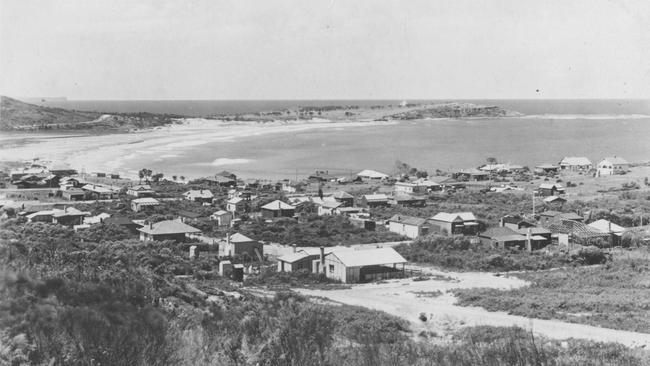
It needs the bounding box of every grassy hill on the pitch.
[0,96,183,131]
[0,96,101,130]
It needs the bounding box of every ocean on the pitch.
[5,99,650,180]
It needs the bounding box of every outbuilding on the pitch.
[388,215,428,239]
[321,247,407,283]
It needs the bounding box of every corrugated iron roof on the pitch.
[261,200,294,210]
[138,220,201,235]
[328,247,407,267]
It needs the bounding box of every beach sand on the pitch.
[0,118,396,179]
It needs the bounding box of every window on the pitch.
[328,264,335,272]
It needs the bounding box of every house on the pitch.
[559,157,592,171]
[334,206,364,216]
[361,194,389,208]
[261,200,295,219]
[226,197,247,214]
[211,210,232,227]
[546,219,611,246]
[479,227,548,250]
[350,216,376,231]
[597,156,629,176]
[515,227,552,247]
[183,189,214,203]
[84,212,111,225]
[388,215,428,239]
[127,184,155,197]
[138,220,201,242]
[389,194,426,207]
[205,175,237,187]
[178,210,203,222]
[81,184,114,200]
[308,170,337,182]
[10,167,48,180]
[535,164,560,174]
[538,183,565,197]
[455,169,489,181]
[219,232,263,259]
[48,165,77,177]
[277,247,352,273]
[429,212,479,235]
[357,169,390,180]
[538,210,583,227]
[588,219,626,246]
[543,196,567,206]
[131,197,161,212]
[500,214,536,230]
[331,191,354,207]
[62,188,86,201]
[320,247,407,283]
[314,199,343,216]
[52,207,91,226]
[26,210,56,223]
[394,181,428,195]
[59,177,82,190]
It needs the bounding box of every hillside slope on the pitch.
[1,96,101,130]
[0,96,183,131]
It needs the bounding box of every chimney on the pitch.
[526,228,532,252]
[320,246,325,273]
[292,244,297,253]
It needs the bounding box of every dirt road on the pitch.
[296,266,650,348]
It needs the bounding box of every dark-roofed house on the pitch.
[389,194,426,207]
[429,212,479,235]
[331,191,354,207]
[322,247,407,283]
[81,184,115,200]
[261,200,295,219]
[138,219,201,242]
[361,193,389,208]
[219,233,263,259]
[388,215,428,239]
[543,195,567,207]
[52,207,90,226]
[455,169,489,181]
[538,183,565,197]
[500,214,536,230]
[480,227,549,250]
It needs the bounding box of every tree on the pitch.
[172,175,177,181]
[180,176,185,182]
[486,157,498,165]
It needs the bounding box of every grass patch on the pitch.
[453,255,650,333]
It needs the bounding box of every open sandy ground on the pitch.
[296,265,650,348]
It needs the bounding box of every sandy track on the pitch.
[296,267,650,348]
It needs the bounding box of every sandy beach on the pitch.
[0,118,397,179]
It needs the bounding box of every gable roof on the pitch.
[130,184,152,191]
[588,219,626,234]
[261,200,294,210]
[132,197,160,205]
[228,232,256,243]
[363,193,388,201]
[52,207,90,217]
[600,156,629,165]
[81,184,113,193]
[332,191,354,199]
[559,157,592,166]
[481,226,518,238]
[389,215,427,226]
[212,210,229,216]
[357,169,389,179]
[184,190,214,199]
[431,212,476,222]
[539,183,564,190]
[328,247,407,267]
[227,197,243,204]
[138,220,201,235]
[543,196,566,203]
[277,252,311,263]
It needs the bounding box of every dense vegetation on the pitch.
[394,235,608,272]
[240,215,405,246]
[453,253,650,333]
[1,216,649,365]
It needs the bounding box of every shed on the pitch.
[322,247,407,283]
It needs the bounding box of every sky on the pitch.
[1,0,649,100]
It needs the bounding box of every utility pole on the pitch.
[532,191,536,217]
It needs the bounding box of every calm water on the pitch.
[9,99,650,180]
[123,117,650,180]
